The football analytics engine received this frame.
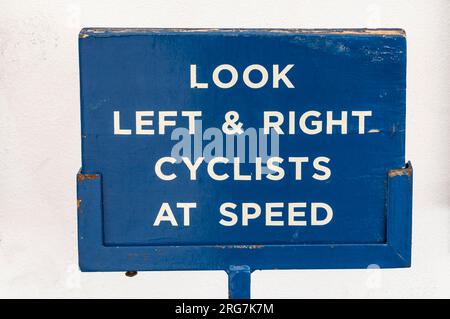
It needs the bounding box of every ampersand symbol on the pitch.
[222,111,244,135]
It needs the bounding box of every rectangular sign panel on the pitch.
[77,29,412,298]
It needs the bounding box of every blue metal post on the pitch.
[227,265,251,299]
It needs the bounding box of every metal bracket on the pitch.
[77,161,413,299]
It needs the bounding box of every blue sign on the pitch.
[77,29,412,298]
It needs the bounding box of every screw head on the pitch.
[125,271,138,277]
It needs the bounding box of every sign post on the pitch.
[77,29,412,298]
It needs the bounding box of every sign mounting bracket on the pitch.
[76,162,412,298]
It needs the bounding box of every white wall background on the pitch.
[0,0,449,298]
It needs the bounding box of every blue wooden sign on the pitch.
[77,28,412,298]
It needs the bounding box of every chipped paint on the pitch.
[77,199,82,209]
[127,252,150,260]
[388,166,412,177]
[77,173,99,182]
[219,245,265,249]
[338,29,405,36]
[79,28,406,38]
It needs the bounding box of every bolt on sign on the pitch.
[77,28,412,298]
